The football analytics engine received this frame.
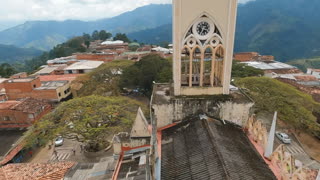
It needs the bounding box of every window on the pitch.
[181,14,224,88]
[28,114,34,119]
[78,70,84,74]
[68,70,73,74]
[33,84,36,88]
[181,47,191,86]
[3,116,10,121]
[58,93,61,97]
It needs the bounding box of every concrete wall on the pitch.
[152,96,253,128]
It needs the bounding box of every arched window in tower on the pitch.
[214,46,224,87]
[180,14,224,88]
[181,47,191,86]
[192,47,201,86]
[203,46,213,86]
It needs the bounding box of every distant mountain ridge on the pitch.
[2,0,320,62]
[0,4,172,51]
[0,44,42,63]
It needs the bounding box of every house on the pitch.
[242,61,302,76]
[47,56,78,66]
[33,81,72,102]
[4,77,72,102]
[64,61,103,74]
[4,77,41,100]
[234,52,274,62]
[33,65,67,76]
[74,53,116,62]
[38,74,80,83]
[10,72,28,79]
[307,68,320,79]
[0,98,51,129]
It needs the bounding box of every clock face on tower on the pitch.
[196,21,210,36]
[192,18,215,40]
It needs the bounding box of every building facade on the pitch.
[173,0,238,95]
[0,98,51,129]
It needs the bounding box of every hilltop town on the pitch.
[0,0,319,180]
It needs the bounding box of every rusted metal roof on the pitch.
[161,118,276,180]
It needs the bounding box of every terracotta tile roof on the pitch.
[0,162,75,180]
[0,101,20,110]
[38,74,81,82]
[11,98,50,114]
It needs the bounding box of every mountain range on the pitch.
[0,44,42,63]
[0,4,172,51]
[1,0,320,62]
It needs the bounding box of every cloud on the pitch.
[0,0,253,22]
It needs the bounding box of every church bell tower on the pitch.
[173,0,238,96]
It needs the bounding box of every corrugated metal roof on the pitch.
[64,61,103,70]
[243,61,296,70]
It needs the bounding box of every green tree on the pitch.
[120,54,172,96]
[91,30,100,40]
[231,60,264,78]
[98,30,112,41]
[0,63,17,77]
[114,33,131,43]
[73,60,134,97]
[82,33,91,41]
[25,95,147,151]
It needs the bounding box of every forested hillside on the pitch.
[0,44,42,63]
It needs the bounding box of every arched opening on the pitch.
[203,47,213,87]
[192,47,201,86]
[214,46,224,87]
[181,47,191,86]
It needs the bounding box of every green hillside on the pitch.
[288,57,320,72]
[236,77,320,137]
[0,44,42,63]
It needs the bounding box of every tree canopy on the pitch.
[0,63,17,78]
[25,95,147,151]
[120,54,172,95]
[114,33,131,43]
[231,60,264,78]
[72,60,134,97]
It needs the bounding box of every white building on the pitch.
[307,68,320,79]
[64,61,103,74]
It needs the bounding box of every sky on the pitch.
[0,0,254,31]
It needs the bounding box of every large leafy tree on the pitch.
[231,60,264,78]
[0,63,17,77]
[25,95,147,152]
[120,54,172,96]
[72,60,134,97]
[114,33,131,43]
[98,30,112,41]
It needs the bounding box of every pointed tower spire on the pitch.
[264,111,277,159]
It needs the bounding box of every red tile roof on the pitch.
[38,74,81,82]
[0,101,20,110]
[0,162,75,180]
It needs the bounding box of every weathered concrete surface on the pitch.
[151,84,254,128]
